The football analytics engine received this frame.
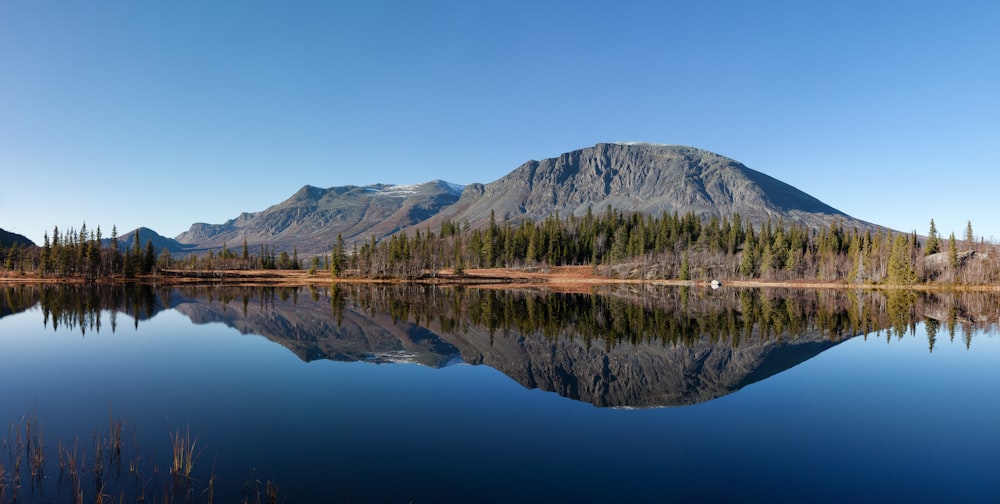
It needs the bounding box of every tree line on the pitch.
[2,211,995,285]
[0,225,311,279]
[339,208,994,285]
[0,224,158,279]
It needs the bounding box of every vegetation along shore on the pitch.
[1,212,997,291]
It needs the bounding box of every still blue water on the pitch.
[0,286,998,503]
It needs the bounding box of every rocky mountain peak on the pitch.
[162,142,875,256]
[408,143,871,234]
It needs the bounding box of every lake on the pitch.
[0,284,998,503]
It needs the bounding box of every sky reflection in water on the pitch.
[0,286,998,503]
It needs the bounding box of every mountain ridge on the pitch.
[174,180,464,255]
[116,143,878,256]
[0,228,35,249]
[406,143,872,235]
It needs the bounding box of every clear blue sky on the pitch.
[2,0,998,245]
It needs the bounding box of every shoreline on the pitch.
[3,265,1000,293]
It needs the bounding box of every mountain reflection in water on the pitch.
[1,283,996,408]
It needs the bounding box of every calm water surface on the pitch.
[0,285,998,503]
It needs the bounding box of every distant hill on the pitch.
[0,228,36,248]
[407,143,875,234]
[174,180,463,255]
[112,227,195,255]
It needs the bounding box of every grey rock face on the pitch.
[413,143,875,233]
[172,142,878,254]
[174,180,463,255]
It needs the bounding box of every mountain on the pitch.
[171,142,878,255]
[113,227,195,255]
[407,142,875,234]
[0,228,36,248]
[175,180,463,255]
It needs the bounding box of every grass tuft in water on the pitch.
[0,413,282,503]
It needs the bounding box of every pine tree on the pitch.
[925,219,941,255]
[739,234,758,278]
[109,225,121,276]
[679,248,690,280]
[40,232,51,276]
[331,234,346,278]
[846,232,862,283]
[143,240,156,274]
[948,232,959,269]
[888,233,915,285]
[158,248,173,270]
[5,243,17,270]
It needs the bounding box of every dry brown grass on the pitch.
[7,266,1000,293]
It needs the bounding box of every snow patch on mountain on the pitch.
[364,180,464,197]
[366,184,419,197]
[439,180,465,195]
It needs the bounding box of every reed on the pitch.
[28,428,42,490]
[0,414,281,503]
[108,413,123,471]
[94,436,105,491]
[169,427,199,479]
[241,472,280,504]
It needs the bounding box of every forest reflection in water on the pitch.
[1,282,995,408]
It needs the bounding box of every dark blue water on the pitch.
[0,286,998,503]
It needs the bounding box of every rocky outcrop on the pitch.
[409,143,876,233]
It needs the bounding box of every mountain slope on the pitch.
[172,143,877,254]
[175,180,463,255]
[410,142,873,233]
[0,228,36,248]
[114,227,195,255]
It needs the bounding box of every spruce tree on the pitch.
[888,234,915,284]
[739,236,757,278]
[925,219,940,255]
[948,232,959,269]
[679,248,690,280]
[40,232,51,276]
[143,240,156,274]
[331,234,346,278]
